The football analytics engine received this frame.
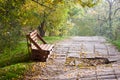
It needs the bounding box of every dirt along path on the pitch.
[24,36,120,80]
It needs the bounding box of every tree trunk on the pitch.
[38,21,45,37]
[107,0,113,39]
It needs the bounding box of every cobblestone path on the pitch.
[25,36,120,80]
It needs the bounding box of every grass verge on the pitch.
[0,42,29,67]
[0,63,32,80]
[43,36,68,43]
[112,40,120,51]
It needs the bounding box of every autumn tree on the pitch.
[22,0,101,36]
[0,0,25,52]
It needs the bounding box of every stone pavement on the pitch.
[24,36,120,80]
[52,36,120,80]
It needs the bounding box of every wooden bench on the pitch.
[26,30,54,62]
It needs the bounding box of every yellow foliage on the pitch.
[19,0,100,35]
[46,0,54,4]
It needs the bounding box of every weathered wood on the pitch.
[26,30,54,62]
[37,34,47,44]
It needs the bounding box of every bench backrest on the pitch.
[26,30,47,51]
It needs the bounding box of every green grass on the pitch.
[0,42,29,67]
[0,63,31,80]
[43,36,68,43]
[0,36,68,80]
[112,40,120,51]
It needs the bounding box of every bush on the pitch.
[0,24,21,53]
[112,40,120,51]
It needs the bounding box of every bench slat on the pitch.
[39,44,44,48]
[32,36,38,42]
[31,33,37,39]
[44,44,50,50]
[32,44,54,51]
[30,30,37,36]
[42,44,54,51]
[44,44,54,51]
[43,44,50,50]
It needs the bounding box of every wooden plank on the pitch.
[47,44,53,50]
[30,30,37,36]
[39,44,54,51]
[44,44,51,50]
[30,33,37,39]
[32,36,38,42]
[37,34,47,44]
[27,35,42,51]
[41,44,46,50]
[42,44,53,51]
[47,44,54,51]
[39,44,45,48]
[32,45,37,49]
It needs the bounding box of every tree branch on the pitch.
[114,8,120,15]
[106,0,114,6]
[31,0,53,10]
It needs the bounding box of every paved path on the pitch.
[52,36,120,80]
[25,36,120,80]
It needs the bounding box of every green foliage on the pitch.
[93,0,120,40]
[0,42,29,67]
[46,4,70,36]
[78,0,101,7]
[20,0,100,36]
[112,40,120,51]
[0,0,25,52]
[68,7,96,36]
[0,63,30,80]
[21,0,71,36]
[0,41,29,79]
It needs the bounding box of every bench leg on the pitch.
[31,49,49,62]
